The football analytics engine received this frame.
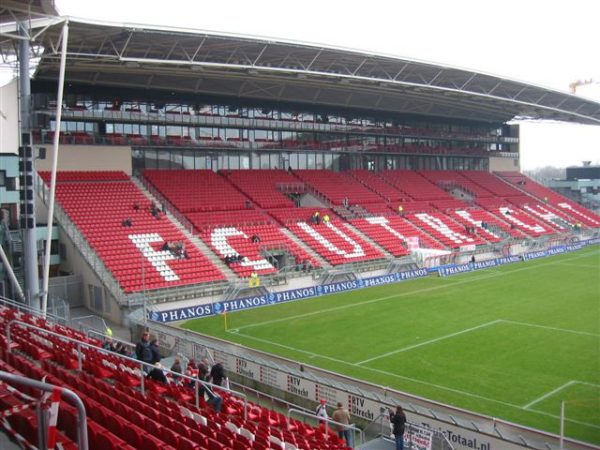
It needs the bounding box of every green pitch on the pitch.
[182,246,600,444]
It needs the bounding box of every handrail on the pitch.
[287,407,364,448]
[5,319,248,419]
[0,295,64,324]
[86,328,135,351]
[362,411,455,449]
[0,370,89,450]
[71,314,108,333]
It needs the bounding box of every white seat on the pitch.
[224,421,239,434]
[239,427,255,441]
[191,411,207,426]
[269,435,285,449]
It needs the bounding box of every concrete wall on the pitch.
[489,155,520,172]
[59,228,124,324]
[0,80,19,155]
[35,145,132,174]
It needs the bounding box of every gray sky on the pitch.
[5,0,600,169]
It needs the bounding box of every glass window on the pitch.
[132,149,145,172]
[228,154,240,169]
[183,151,195,169]
[144,150,157,169]
[298,153,307,169]
[315,153,324,169]
[240,155,250,169]
[157,150,170,169]
[194,152,206,169]
[260,153,270,169]
[171,150,183,169]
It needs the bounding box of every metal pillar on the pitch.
[18,21,40,308]
[41,21,69,317]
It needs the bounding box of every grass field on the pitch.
[182,246,600,444]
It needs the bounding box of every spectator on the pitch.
[185,359,199,388]
[332,402,353,447]
[135,332,153,373]
[210,362,226,386]
[389,406,407,450]
[101,337,115,352]
[133,202,140,211]
[323,214,330,224]
[147,363,168,384]
[251,234,261,243]
[149,338,161,364]
[122,218,132,227]
[114,342,130,357]
[316,399,329,425]
[170,358,183,383]
[197,360,210,397]
[198,360,223,412]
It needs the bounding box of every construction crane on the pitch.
[569,78,597,94]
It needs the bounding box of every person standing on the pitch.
[135,332,153,373]
[149,338,161,364]
[389,405,407,450]
[331,402,353,447]
[315,399,329,426]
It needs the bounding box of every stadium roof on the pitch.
[1,13,600,125]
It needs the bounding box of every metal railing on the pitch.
[0,371,89,450]
[362,411,454,450]
[0,295,66,325]
[4,319,248,418]
[288,407,364,448]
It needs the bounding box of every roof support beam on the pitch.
[253,44,268,66]
[306,48,323,71]
[191,37,207,62]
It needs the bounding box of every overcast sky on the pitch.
[4,0,600,169]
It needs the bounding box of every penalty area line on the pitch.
[356,320,502,365]
[227,329,600,430]
[523,381,577,409]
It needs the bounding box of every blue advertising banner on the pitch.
[152,268,429,322]
[151,240,597,322]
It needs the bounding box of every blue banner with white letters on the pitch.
[150,239,597,322]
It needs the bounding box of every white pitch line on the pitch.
[228,329,600,430]
[357,320,502,365]
[501,320,600,338]
[557,262,600,269]
[523,381,577,409]
[234,250,598,332]
[574,381,600,389]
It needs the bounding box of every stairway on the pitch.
[131,177,238,282]
[341,222,394,260]
[278,228,330,269]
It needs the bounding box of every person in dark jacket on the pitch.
[199,361,222,412]
[209,362,225,386]
[147,363,168,384]
[390,406,407,450]
[135,332,153,373]
[149,339,161,364]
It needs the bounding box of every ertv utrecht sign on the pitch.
[151,239,597,323]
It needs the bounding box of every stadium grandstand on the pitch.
[0,1,599,449]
